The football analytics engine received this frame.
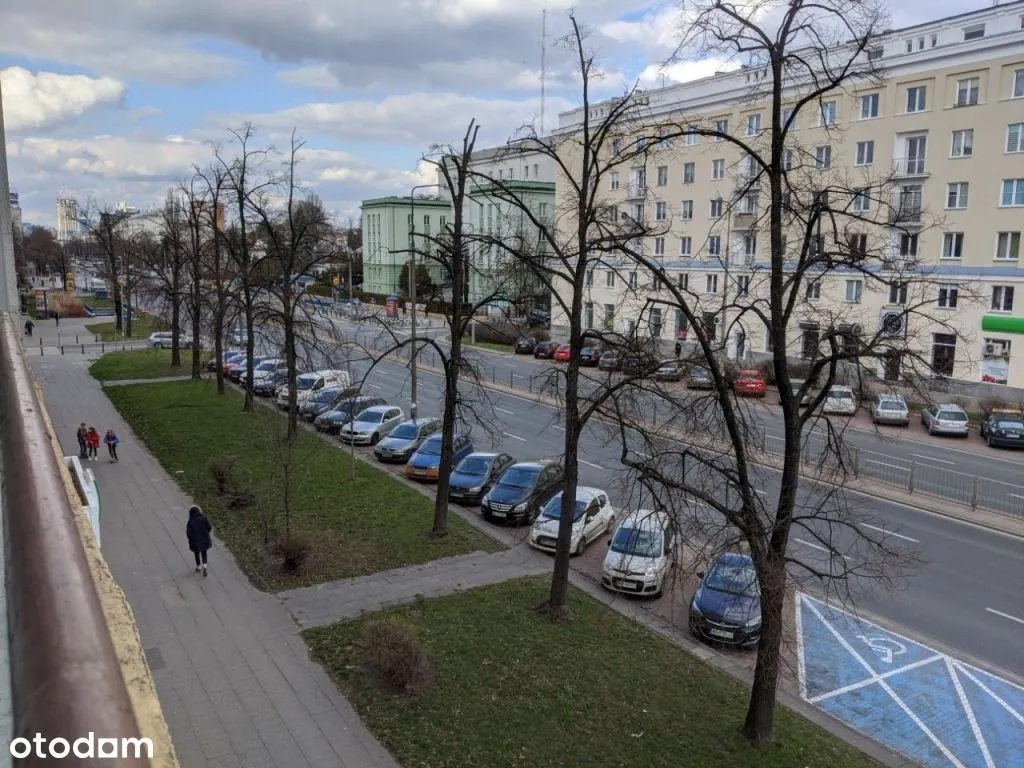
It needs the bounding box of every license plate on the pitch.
[614,579,634,589]
[1006,433,1020,438]
[491,510,505,517]
[709,628,734,639]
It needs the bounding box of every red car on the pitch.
[733,369,766,397]
[553,344,572,362]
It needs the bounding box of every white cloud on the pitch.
[1,67,127,131]
[275,64,341,91]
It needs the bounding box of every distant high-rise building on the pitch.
[56,193,81,242]
[8,191,21,237]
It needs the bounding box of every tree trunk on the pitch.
[170,262,182,367]
[432,351,460,537]
[191,257,202,379]
[242,285,255,412]
[112,280,124,333]
[284,300,299,440]
[742,565,786,745]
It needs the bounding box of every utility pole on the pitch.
[0,77,19,311]
[408,182,440,420]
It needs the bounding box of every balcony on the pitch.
[892,157,928,178]
[625,182,647,200]
[887,197,923,226]
[733,172,761,191]
[883,256,919,272]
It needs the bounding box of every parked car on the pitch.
[601,509,677,597]
[921,403,970,437]
[313,396,386,434]
[689,552,761,648]
[533,341,559,359]
[447,452,516,505]
[220,352,247,376]
[733,369,767,398]
[404,431,475,481]
[598,350,623,371]
[578,346,602,366]
[339,405,405,445]
[779,378,812,406]
[822,385,858,416]
[277,369,350,410]
[871,393,910,426]
[298,386,349,421]
[529,487,616,556]
[686,365,715,390]
[249,358,288,393]
[652,359,683,382]
[979,410,1024,448]
[553,344,572,362]
[480,460,563,524]
[206,349,242,372]
[514,336,537,354]
[229,355,266,383]
[622,352,658,376]
[374,417,442,463]
[526,308,551,328]
[147,332,182,349]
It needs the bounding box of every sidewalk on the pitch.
[29,350,400,768]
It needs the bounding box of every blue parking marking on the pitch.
[797,593,1024,768]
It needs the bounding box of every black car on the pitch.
[313,396,387,434]
[448,452,516,505]
[578,346,602,366]
[652,359,683,382]
[689,552,761,648]
[229,355,266,383]
[621,353,658,376]
[514,336,537,354]
[480,460,563,524]
[527,309,551,328]
[598,350,622,371]
[533,341,558,359]
[979,411,1024,448]
[299,386,346,421]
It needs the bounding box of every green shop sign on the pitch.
[981,315,1024,334]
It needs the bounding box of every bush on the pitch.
[357,617,435,696]
[471,321,520,345]
[209,455,239,495]
[977,397,1017,417]
[278,534,309,573]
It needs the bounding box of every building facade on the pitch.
[56,193,81,243]
[552,1,1024,386]
[361,195,452,296]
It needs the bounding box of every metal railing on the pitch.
[0,313,152,765]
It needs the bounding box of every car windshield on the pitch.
[830,390,853,400]
[938,411,966,421]
[499,467,540,488]
[418,436,455,456]
[541,495,588,521]
[359,411,385,424]
[256,361,277,371]
[581,347,594,355]
[658,363,675,371]
[390,424,420,440]
[295,376,316,390]
[314,389,338,403]
[691,367,709,378]
[610,527,662,558]
[880,401,904,410]
[706,563,760,597]
[456,457,492,476]
[996,420,1024,430]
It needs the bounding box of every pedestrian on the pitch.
[104,429,120,463]
[186,505,213,577]
[24,319,34,336]
[76,423,88,459]
[85,426,101,461]
[674,339,682,358]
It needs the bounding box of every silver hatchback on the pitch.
[921,403,970,437]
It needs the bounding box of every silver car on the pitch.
[339,405,405,446]
[871,393,909,426]
[921,404,970,437]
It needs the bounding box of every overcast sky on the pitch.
[2,0,979,228]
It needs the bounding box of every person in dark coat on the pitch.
[186,505,213,576]
[76,423,88,459]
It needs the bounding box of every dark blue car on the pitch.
[689,552,761,648]
[404,431,474,482]
[448,452,516,505]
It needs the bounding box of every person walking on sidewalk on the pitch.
[85,426,101,462]
[24,319,34,337]
[186,505,213,577]
[104,429,120,463]
[76,423,88,459]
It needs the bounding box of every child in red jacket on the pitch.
[85,426,101,462]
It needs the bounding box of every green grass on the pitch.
[462,338,513,353]
[86,312,167,340]
[84,295,116,309]
[89,349,195,381]
[305,577,878,768]
[103,380,501,590]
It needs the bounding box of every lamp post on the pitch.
[408,183,440,419]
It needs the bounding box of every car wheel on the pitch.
[371,432,380,445]
[986,434,993,447]
[573,536,586,556]
[926,424,933,435]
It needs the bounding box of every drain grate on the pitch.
[145,647,166,671]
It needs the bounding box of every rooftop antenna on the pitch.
[540,4,547,135]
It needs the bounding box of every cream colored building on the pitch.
[552,1,1024,387]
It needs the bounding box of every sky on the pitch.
[1,0,979,229]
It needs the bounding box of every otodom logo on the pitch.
[9,733,154,759]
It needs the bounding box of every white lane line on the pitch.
[579,459,604,470]
[795,538,847,560]
[809,653,944,704]
[945,657,996,768]
[495,407,515,415]
[502,432,527,442]
[911,453,955,466]
[755,489,768,497]
[369,383,383,389]
[952,661,1024,726]
[553,425,566,431]
[857,522,919,544]
[985,607,1024,625]
[864,459,910,471]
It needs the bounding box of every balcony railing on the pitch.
[734,172,761,190]
[888,200,923,225]
[625,182,647,199]
[883,257,919,272]
[892,157,928,177]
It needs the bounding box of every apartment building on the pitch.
[553,1,1024,387]
[361,195,451,296]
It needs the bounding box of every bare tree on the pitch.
[84,206,132,333]
[134,194,188,366]
[194,163,235,394]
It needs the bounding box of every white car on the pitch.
[277,369,350,410]
[529,487,615,556]
[339,405,404,445]
[147,331,191,349]
[601,510,678,597]
[822,385,858,416]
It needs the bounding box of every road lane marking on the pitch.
[857,522,919,544]
[795,538,847,560]
[911,453,955,466]
[553,425,566,431]
[495,407,515,415]
[985,607,1024,625]
[755,489,768,497]
[502,432,527,442]
[369,383,383,389]
[579,459,604,470]
[864,459,910,471]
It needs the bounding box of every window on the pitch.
[655,201,667,221]
[677,273,690,291]
[950,129,973,158]
[629,271,638,288]
[845,280,863,303]
[737,275,750,296]
[710,199,723,217]
[899,233,919,258]
[586,269,594,287]
[523,165,529,178]
[746,113,761,136]
[609,171,620,191]
[963,24,985,41]
[782,150,794,171]
[806,280,821,300]
[956,77,979,107]
[852,188,871,212]
[1015,69,1024,98]
[946,182,969,209]
[742,233,757,256]
[937,284,959,309]
[1007,123,1024,153]
[703,312,719,341]
[905,39,913,53]
[859,93,879,119]
[659,129,671,150]
[603,304,615,330]
[815,145,832,170]
[605,271,615,288]
[711,159,725,180]
[534,163,539,177]
[888,282,908,305]
[675,309,689,337]
[635,136,646,153]
[679,237,692,256]
[656,166,669,186]
[942,232,964,259]
[781,107,796,130]
[856,140,874,165]
[683,162,695,184]
[932,334,956,377]
[680,200,693,219]
[714,119,728,139]
[684,128,698,146]
[996,231,1021,261]
[706,274,719,293]
[611,138,621,155]
[906,85,927,113]
[584,302,594,329]
[848,233,868,260]
[650,308,663,337]
[654,237,665,256]
[708,236,721,256]
[1001,178,1024,206]
[819,100,837,126]
[991,286,1015,312]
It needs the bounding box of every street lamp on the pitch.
[408,182,441,419]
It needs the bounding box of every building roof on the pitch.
[361,196,452,209]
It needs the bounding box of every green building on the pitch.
[360,195,452,297]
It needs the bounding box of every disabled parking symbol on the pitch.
[857,635,907,665]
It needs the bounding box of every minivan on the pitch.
[277,369,350,409]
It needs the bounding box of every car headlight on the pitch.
[468,486,482,494]
[745,616,762,628]
[514,502,529,513]
[690,601,704,617]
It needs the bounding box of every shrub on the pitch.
[209,455,239,496]
[471,321,520,345]
[278,534,309,573]
[977,397,1016,417]
[357,617,435,696]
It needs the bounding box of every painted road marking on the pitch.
[495,407,515,415]
[797,593,1024,768]
[795,538,847,560]
[502,432,527,442]
[912,453,956,465]
[369,383,383,389]
[858,522,920,544]
[579,459,604,470]
[755,489,768,497]
[864,458,911,470]
[553,425,566,431]
[985,608,1024,626]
